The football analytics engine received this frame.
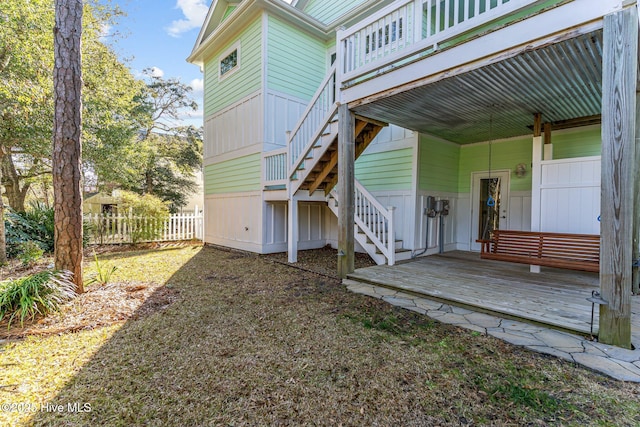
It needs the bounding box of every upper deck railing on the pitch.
[338,0,548,85]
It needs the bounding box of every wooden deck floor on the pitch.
[347,251,640,342]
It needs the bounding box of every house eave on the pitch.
[187,0,331,67]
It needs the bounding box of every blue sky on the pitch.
[105,0,213,128]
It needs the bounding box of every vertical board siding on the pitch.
[459,137,532,193]
[264,91,308,146]
[540,157,601,234]
[419,135,460,193]
[508,192,532,231]
[204,17,262,116]
[204,193,262,247]
[303,0,368,24]
[204,92,263,159]
[368,124,414,148]
[264,202,287,245]
[298,203,325,243]
[204,153,262,194]
[355,148,414,191]
[267,16,326,101]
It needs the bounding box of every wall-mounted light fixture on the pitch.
[515,163,527,178]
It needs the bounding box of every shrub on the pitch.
[5,202,54,258]
[0,270,76,328]
[17,241,45,266]
[117,191,170,243]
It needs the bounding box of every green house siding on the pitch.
[551,127,601,159]
[266,16,326,101]
[459,137,532,193]
[204,153,262,194]
[418,135,460,193]
[204,17,262,116]
[303,0,368,24]
[222,6,236,22]
[355,148,414,191]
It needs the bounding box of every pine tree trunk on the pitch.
[0,150,6,265]
[53,0,83,293]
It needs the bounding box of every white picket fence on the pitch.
[84,208,203,245]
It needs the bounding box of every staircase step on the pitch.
[373,241,404,254]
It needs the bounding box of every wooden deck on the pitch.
[347,251,640,342]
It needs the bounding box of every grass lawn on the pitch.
[1,244,640,426]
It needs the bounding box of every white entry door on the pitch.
[470,170,510,251]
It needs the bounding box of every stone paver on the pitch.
[382,295,416,308]
[533,329,584,353]
[464,312,501,329]
[435,312,471,326]
[525,345,574,363]
[345,282,640,382]
[488,329,546,347]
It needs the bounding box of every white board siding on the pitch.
[539,156,601,234]
[264,90,308,148]
[364,125,415,153]
[508,191,532,232]
[416,192,458,253]
[370,191,414,248]
[264,202,287,247]
[204,192,263,252]
[262,202,327,253]
[204,92,263,159]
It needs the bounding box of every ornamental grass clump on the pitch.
[0,270,76,328]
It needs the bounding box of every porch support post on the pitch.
[337,103,355,278]
[598,6,637,348]
[543,122,553,160]
[634,14,640,296]
[288,195,298,263]
[530,113,543,273]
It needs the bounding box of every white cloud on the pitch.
[166,0,209,38]
[149,67,165,78]
[99,23,112,40]
[189,78,204,95]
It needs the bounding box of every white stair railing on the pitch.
[287,64,338,179]
[330,179,396,266]
[263,148,288,187]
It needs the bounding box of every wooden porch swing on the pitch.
[477,113,600,273]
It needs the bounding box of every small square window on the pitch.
[218,43,240,80]
[220,49,238,76]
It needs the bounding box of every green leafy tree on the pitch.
[0,0,146,213]
[130,126,203,212]
[109,71,203,212]
[117,190,170,243]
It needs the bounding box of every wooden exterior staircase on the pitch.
[274,65,405,265]
[327,182,412,265]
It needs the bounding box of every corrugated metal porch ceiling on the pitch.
[350,31,603,145]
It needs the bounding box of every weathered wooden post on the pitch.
[634,39,640,296]
[338,103,355,278]
[598,5,638,348]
